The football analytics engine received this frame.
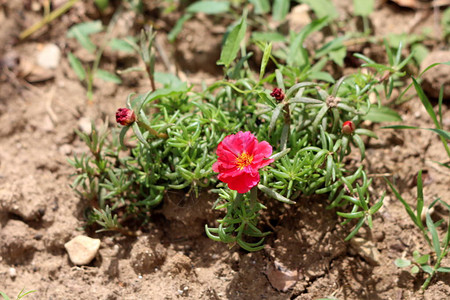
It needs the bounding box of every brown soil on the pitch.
[1,1,449,299]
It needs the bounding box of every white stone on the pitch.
[78,117,92,135]
[64,235,101,265]
[9,267,16,279]
[36,44,61,70]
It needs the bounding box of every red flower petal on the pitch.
[223,171,260,194]
[213,131,273,193]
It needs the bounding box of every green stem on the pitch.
[230,193,244,216]
[250,187,257,210]
[439,135,450,159]
[89,6,123,101]
[137,121,168,139]
[145,63,156,92]
[421,227,433,249]
[362,16,370,36]
[19,0,81,40]
[280,103,291,150]
[209,80,254,94]
[421,245,448,290]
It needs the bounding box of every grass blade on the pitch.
[67,52,86,81]
[426,211,441,258]
[272,0,290,21]
[412,77,439,129]
[95,69,122,84]
[416,170,424,227]
[217,12,247,68]
[363,106,402,122]
[186,1,230,14]
[0,292,10,300]
[385,178,419,227]
[259,42,272,80]
[438,85,444,128]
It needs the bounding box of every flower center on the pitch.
[235,152,253,170]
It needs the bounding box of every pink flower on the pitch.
[116,108,136,126]
[212,131,274,193]
[342,121,355,135]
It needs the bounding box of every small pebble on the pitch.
[58,144,72,156]
[231,252,239,262]
[78,117,92,135]
[34,233,43,240]
[374,231,385,242]
[64,235,100,265]
[9,267,17,279]
[36,44,61,69]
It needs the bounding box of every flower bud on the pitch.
[270,88,285,101]
[116,108,136,126]
[342,121,355,135]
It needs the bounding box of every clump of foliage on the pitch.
[70,10,413,251]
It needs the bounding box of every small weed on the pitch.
[0,289,36,300]
[67,13,124,101]
[386,70,450,290]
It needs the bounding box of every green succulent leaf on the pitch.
[258,184,296,204]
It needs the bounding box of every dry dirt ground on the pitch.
[1,1,450,299]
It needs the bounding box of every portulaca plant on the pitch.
[71,17,411,251]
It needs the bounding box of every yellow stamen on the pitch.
[235,152,253,170]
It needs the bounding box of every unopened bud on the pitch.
[270,88,285,101]
[116,108,136,126]
[342,121,355,135]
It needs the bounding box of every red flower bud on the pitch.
[116,108,136,126]
[270,88,285,101]
[342,121,355,135]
